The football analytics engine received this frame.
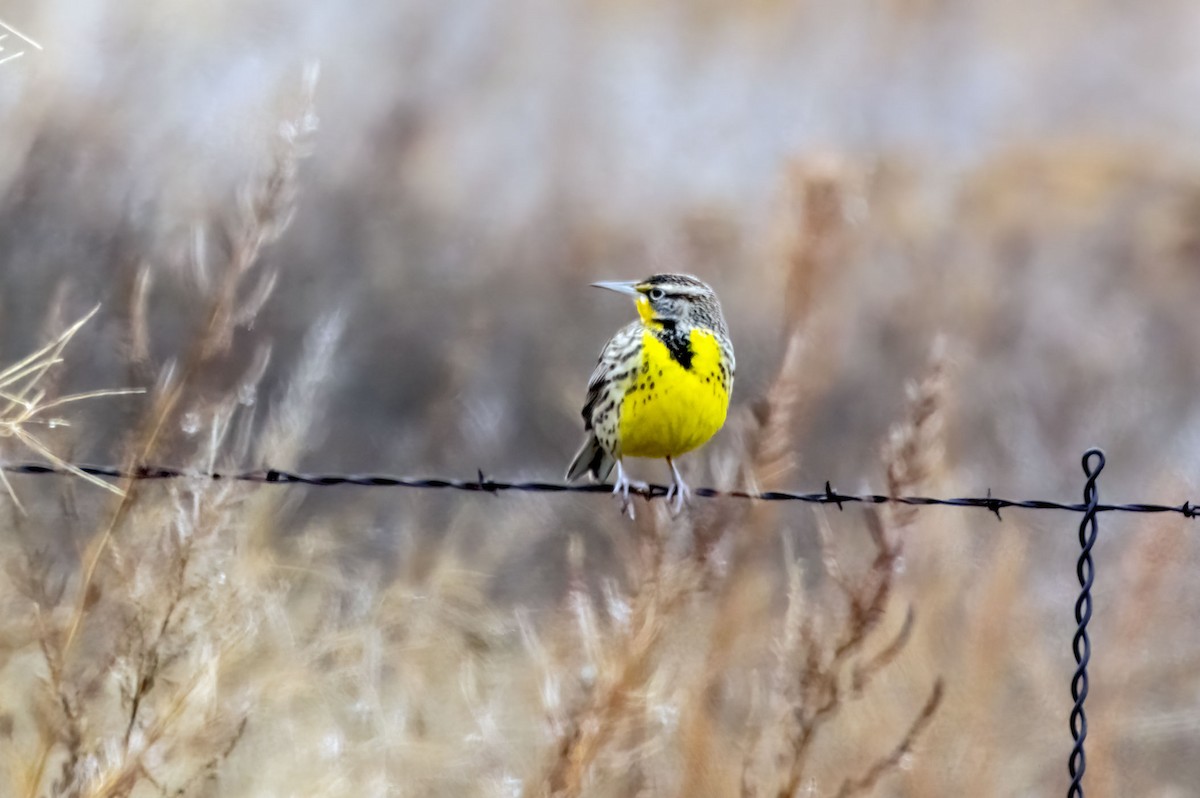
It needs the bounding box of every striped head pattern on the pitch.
[592,273,729,337]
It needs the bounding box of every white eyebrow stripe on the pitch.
[650,281,705,292]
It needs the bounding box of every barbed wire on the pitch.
[3,459,1198,518]
[1,447,1183,798]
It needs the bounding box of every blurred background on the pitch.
[2,1,1200,796]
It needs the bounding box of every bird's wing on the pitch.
[580,321,642,430]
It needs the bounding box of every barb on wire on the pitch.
[0,458,1197,519]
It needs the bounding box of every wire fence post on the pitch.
[1068,448,1105,798]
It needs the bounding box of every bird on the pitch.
[566,273,735,517]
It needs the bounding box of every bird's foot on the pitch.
[613,461,649,519]
[665,479,691,516]
[666,458,691,516]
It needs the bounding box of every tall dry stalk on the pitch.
[1,65,322,798]
[674,155,859,798]
[735,339,949,798]
[539,509,702,797]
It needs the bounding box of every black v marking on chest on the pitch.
[655,327,694,371]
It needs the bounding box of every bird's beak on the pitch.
[590,280,642,297]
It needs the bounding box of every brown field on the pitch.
[2,1,1200,796]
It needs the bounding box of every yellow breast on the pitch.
[617,329,730,459]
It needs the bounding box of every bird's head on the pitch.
[591,273,727,335]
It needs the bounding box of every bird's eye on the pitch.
[648,288,665,301]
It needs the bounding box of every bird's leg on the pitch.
[612,460,648,519]
[665,456,691,515]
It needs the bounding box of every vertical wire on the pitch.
[1068,448,1105,798]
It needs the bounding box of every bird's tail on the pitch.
[566,433,616,483]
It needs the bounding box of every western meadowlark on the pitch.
[566,273,735,516]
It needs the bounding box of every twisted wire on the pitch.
[1,460,1195,519]
[1068,448,1104,798]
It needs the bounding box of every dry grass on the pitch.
[3,2,1200,796]
[0,304,143,509]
